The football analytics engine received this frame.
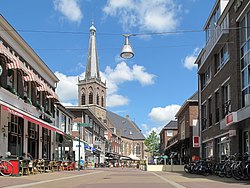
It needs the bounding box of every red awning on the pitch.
[0,41,29,75]
[24,69,36,82]
[1,105,64,135]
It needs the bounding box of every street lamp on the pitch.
[120,34,134,59]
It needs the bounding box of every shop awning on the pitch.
[1,103,64,135]
[23,69,36,82]
[0,41,29,75]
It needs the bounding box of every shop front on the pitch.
[0,99,64,159]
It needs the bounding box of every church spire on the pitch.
[85,21,100,80]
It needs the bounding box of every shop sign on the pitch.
[193,136,200,148]
[226,112,238,126]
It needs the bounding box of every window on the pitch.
[28,122,38,159]
[244,131,249,154]
[240,11,250,108]
[240,17,246,45]
[89,92,93,104]
[206,5,220,43]
[45,97,49,112]
[41,128,51,160]
[223,83,231,117]
[96,94,99,105]
[136,144,140,156]
[201,104,207,130]
[81,94,85,105]
[23,81,28,98]
[7,69,15,90]
[215,44,229,72]
[61,113,66,132]
[200,66,211,89]
[167,130,173,137]
[217,136,230,162]
[180,120,185,139]
[203,141,213,159]
[101,96,104,107]
[8,115,24,156]
[208,98,212,127]
[215,91,220,122]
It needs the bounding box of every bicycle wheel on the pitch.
[184,164,190,173]
[0,161,13,176]
[246,163,250,178]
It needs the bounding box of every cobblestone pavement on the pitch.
[0,168,250,188]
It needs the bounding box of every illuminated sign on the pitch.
[193,136,200,148]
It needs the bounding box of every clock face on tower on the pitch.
[0,65,2,76]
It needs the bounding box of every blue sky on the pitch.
[0,0,215,136]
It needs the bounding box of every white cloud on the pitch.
[54,0,83,23]
[103,62,155,95]
[55,61,155,108]
[103,0,181,32]
[61,102,76,106]
[107,94,129,107]
[101,61,155,107]
[148,104,181,124]
[183,48,199,70]
[55,71,79,102]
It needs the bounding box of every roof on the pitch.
[106,110,145,140]
[0,15,59,84]
[175,91,198,117]
[188,91,198,101]
[159,120,177,135]
[85,22,101,80]
[163,120,178,130]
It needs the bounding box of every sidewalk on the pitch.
[155,171,250,187]
[0,169,93,188]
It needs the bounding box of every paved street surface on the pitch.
[1,168,250,188]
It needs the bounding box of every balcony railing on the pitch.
[201,13,229,67]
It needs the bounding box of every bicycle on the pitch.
[0,159,14,176]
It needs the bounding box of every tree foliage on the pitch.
[144,130,160,157]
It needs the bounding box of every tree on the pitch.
[144,130,160,159]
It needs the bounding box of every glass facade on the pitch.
[240,11,250,107]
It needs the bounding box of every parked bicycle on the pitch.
[0,159,14,176]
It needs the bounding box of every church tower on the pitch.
[78,22,107,122]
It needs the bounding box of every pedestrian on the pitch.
[27,153,33,160]
[121,162,124,170]
[20,152,27,160]
[80,157,84,170]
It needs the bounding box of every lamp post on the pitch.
[120,34,134,59]
[77,123,91,171]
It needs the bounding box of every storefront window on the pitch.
[61,113,66,132]
[41,128,51,159]
[217,136,230,162]
[8,114,24,156]
[244,131,249,153]
[203,140,213,159]
[28,122,38,159]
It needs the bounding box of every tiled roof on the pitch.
[163,120,178,130]
[187,91,198,101]
[106,110,145,140]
